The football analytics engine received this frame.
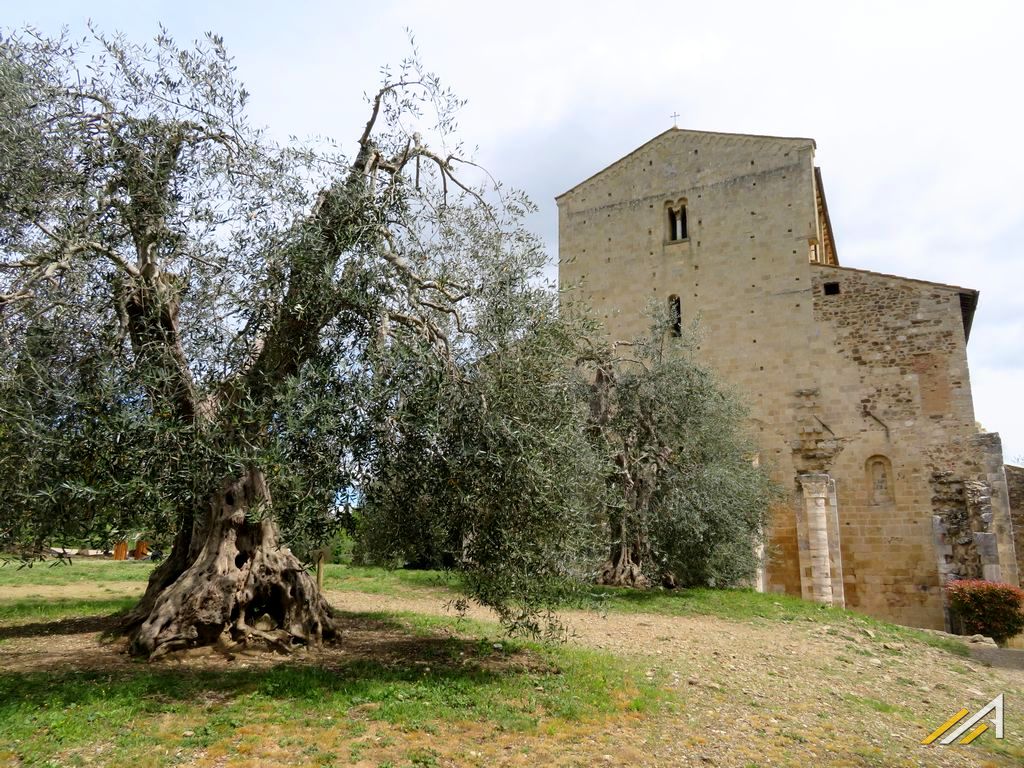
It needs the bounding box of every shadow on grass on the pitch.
[0,602,546,708]
[0,612,124,640]
[0,610,557,748]
[0,606,643,768]
[0,651,512,714]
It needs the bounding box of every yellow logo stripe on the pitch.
[959,723,989,745]
[922,708,969,745]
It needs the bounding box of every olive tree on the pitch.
[584,323,778,588]
[358,307,606,634]
[0,28,591,657]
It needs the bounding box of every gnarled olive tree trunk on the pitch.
[104,118,365,660]
[589,362,677,589]
[122,467,335,659]
[596,516,650,588]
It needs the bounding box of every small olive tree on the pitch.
[358,308,606,633]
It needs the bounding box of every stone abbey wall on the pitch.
[1005,464,1024,578]
[557,128,1019,629]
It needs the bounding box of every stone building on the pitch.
[557,128,1019,629]
[1007,465,1024,576]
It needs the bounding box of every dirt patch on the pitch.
[327,590,1024,768]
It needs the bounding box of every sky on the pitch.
[6,0,1023,460]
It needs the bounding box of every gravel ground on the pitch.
[326,589,1024,767]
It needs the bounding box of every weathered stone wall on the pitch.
[1007,464,1024,578]
[807,267,1018,625]
[558,130,822,601]
[966,434,1019,586]
[557,128,1018,630]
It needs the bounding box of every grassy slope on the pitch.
[0,559,972,648]
[0,560,1019,767]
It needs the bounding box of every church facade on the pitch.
[557,128,1019,629]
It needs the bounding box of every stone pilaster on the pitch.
[797,473,842,605]
[970,433,1019,587]
[826,477,846,608]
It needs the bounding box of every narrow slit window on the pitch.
[866,455,894,504]
[669,295,682,336]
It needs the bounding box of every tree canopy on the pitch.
[0,27,603,655]
[0,27,777,658]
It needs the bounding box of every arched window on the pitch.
[668,294,682,337]
[666,199,688,242]
[866,455,894,504]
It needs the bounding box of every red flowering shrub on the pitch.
[946,579,1024,645]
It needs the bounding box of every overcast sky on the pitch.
[8,0,1023,461]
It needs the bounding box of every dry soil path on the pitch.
[324,589,1024,767]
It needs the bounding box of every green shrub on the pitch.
[946,579,1024,645]
[329,529,356,565]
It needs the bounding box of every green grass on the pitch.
[0,558,972,661]
[336,608,667,720]
[0,558,971,663]
[0,557,456,596]
[0,561,1008,766]
[320,564,458,595]
[588,584,831,621]
[0,596,137,623]
[326,562,975,663]
[0,557,155,585]
[0,598,665,767]
[841,693,909,716]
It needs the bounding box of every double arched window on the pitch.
[666,199,688,242]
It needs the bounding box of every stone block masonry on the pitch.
[558,128,1019,630]
[1003,464,1024,583]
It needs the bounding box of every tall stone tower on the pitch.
[557,128,1018,629]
